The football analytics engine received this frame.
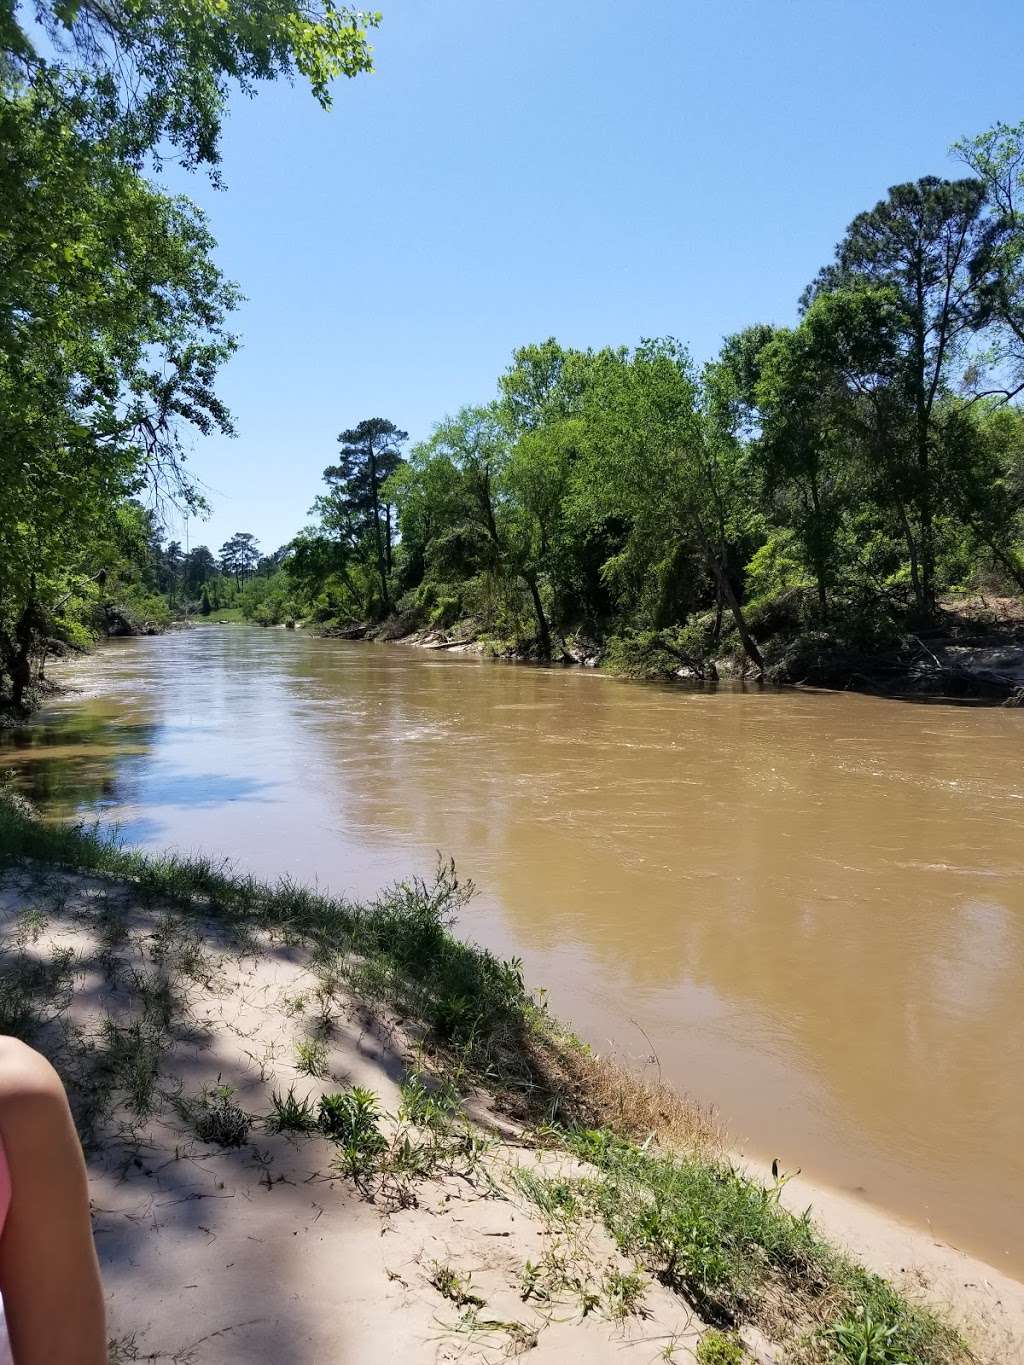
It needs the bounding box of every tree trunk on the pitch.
[808,476,829,618]
[690,517,764,674]
[368,451,390,614]
[708,557,764,674]
[1,603,41,712]
[523,572,552,658]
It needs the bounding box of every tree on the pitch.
[0,0,379,707]
[803,177,993,613]
[219,533,261,586]
[400,406,555,655]
[954,120,1024,403]
[319,418,408,613]
[715,322,851,618]
[162,541,184,606]
[184,546,217,592]
[1,1,379,172]
[0,80,237,708]
[573,340,765,671]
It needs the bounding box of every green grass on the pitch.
[266,1085,318,1134]
[560,1128,966,1363]
[0,791,974,1363]
[196,608,244,623]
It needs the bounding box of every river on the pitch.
[3,624,1022,1276]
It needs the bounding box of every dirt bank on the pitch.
[316,595,1024,704]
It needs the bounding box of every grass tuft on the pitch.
[266,1085,318,1134]
[179,1083,253,1148]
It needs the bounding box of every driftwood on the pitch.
[315,623,368,640]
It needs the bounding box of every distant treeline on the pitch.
[250,125,1024,681]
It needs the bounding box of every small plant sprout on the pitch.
[695,1327,745,1364]
[266,1086,317,1134]
[825,1304,909,1365]
[319,1087,387,1179]
[294,1037,329,1078]
[429,1262,485,1309]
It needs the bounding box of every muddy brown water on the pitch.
[3,625,1023,1276]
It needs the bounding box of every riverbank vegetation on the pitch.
[6,50,1024,708]
[262,127,1024,698]
[0,786,975,1362]
[0,0,378,713]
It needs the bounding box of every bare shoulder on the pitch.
[0,1037,65,1109]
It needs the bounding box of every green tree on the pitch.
[0,81,238,708]
[400,405,555,655]
[573,339,765,671]
[804,177,992,613]
[2,0,379,170]
[0,0,379,707]
[953,120,1024,400]
[317,418,408,614]
[184,546,218,593]
[219,532,261,586]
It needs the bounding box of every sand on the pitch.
[0,867,1021,1364]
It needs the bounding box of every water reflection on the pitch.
[2,626,1023,1276]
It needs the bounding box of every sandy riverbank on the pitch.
[0,849,1020,1363]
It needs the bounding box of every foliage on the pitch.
[277,125,1024,685]
[825,1305,911,1365]
[1,0,379,172]
[696,1329,745,1365]
[0,0,378,708]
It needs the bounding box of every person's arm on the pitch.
[0,1040,106,1365]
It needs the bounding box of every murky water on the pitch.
[3,626,1023,1274]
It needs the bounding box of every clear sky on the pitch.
[162,0,1024,558]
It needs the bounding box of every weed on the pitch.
[14,907,48,945]
[181,1083,253,1147]
[447,1307,538,1355]
[509,1167,585,1224]
[0,942,74,1040]
[429,1261,485,1309]
[825,1304,910,1364]
[100,1020,165,1118]
[600,1266,648,1322]
[696,1327,745,1364]
[399,1069,460,1129]
[295,1038,329,1078]
[319,1086,387,1178]
[266,1086,318,1134]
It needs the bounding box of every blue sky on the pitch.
[163,0,1024,557]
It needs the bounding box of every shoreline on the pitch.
[741,1155,1024,1362]
[0,795,1020,1361]
[312,614,1024,706]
